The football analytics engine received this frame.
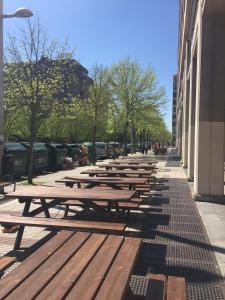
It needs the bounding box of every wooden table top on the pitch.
[6,186,136,202]
[0,231,141,300]
[110,159,158,164]
[98,164,157,170]
[81,169,153,176]
[63,176,148,185]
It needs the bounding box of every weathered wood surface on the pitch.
[98,163,157,170]
[0,214,126,232]
[6,186,136,202]
[81,169,154,177]
[0,231,141,300]
[62,176,148,186]
[109,159,158,164]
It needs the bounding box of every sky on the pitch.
[4,0,179,131]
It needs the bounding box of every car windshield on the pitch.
[96,143,105,149]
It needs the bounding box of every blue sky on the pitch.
[4,0,179,130]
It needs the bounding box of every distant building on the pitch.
[172,75,177,145]
[4,58,93,101]
[55,58,93,100]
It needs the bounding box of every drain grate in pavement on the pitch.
[128,276,225,300]
[129,275,149,298]
[156,222,204,234]
[143,231,208,244]
[187,283,225,300]
[147,213,200,224]
[169,214,201,223]
[152,207,199,216]
[135,260,223,285]
[167,244,214,262]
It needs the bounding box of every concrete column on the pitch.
[0,1,3,175]
[187,57,197,180]
[177,109,183,156]
[181,42,190,168]
[182,79,190,168]
[194,15,225,199]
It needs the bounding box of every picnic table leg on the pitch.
[14,199,31,250]
[40,199,51,218]
[65,182,74,188]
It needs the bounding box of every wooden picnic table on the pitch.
[5,186,135,249]
[111,159,158,164]
[98,163,157,170]
[81,168,154,178]
[57,176,148,190]
[0,230,141,300]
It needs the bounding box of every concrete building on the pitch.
[176,0,225,200]
[172,75,177,145]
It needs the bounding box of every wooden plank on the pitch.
[0,231,74,299]
[95,237,141,300]
[63,199,142,208]
[6,186,135,202]
[36,233,107,299]
[60,235,124,300]
[8,232,93,299]
[146,274,166,300]
[0,256,16,276]
[0,214,126,232]
[81,169,153,176]
[64,176,148,185]
[98,164,157,170]
[0,181,11,188]
[167,276,186,300]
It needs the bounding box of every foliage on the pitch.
[4,22,171,175]
[4,18,76,182]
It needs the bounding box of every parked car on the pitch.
[108,142,120,157]
[95,142,108,159]
[94,142,115,159]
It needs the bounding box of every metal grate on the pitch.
[128,275,149,298]
[143,231,208,245]
[187,283,225,300]
[167,244,214,262]
[147,213,200,224]
[145,261,223,285]
[156,222,204,234]
[151,207,198,216]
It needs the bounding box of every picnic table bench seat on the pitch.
[0,214,126,234]
[0,230,141,300]
[61,198,143,217]
[146,274,186,300]
[32,197,143,217]
[0,256,16,278]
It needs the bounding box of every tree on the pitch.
[109,58,166,153]
[4,18,75,183]
[86,65,111,164]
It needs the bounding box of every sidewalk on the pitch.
[0,150,225,299]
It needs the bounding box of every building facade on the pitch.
[172,75,177,145]
[176,0,225,200]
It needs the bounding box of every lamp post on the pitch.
[0,3,33,175]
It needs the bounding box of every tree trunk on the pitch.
[130,123,135,154]
[133,126,136,154]
[123,121,129,156]
[92,124,97,165]
[28,140,34,184]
